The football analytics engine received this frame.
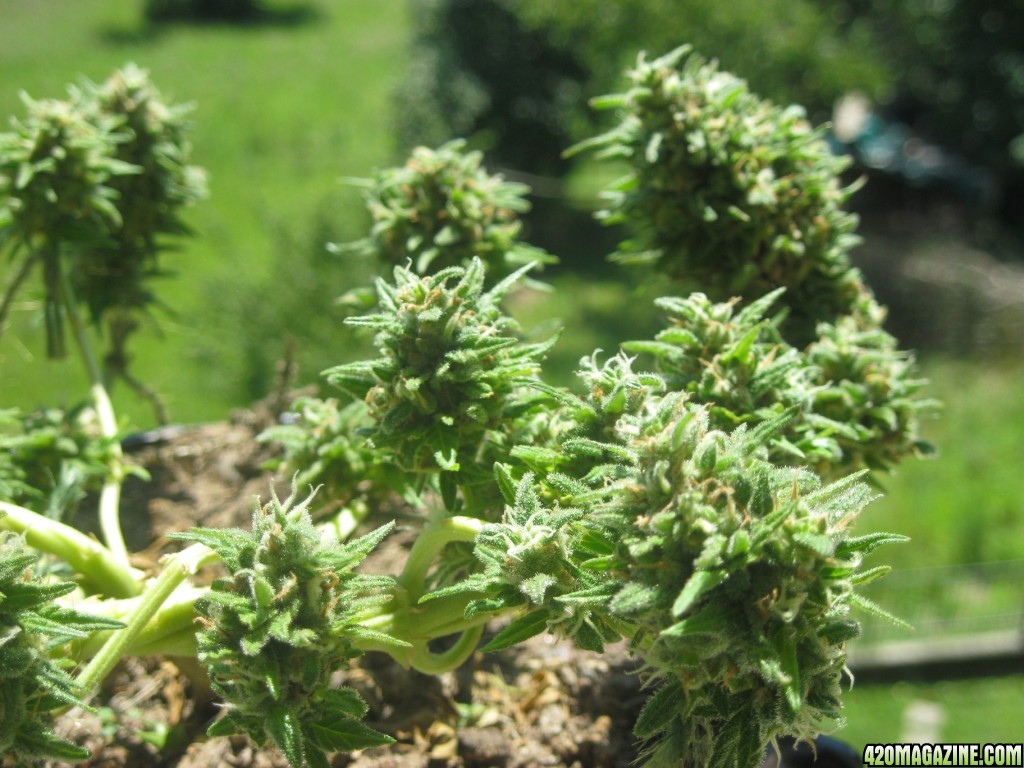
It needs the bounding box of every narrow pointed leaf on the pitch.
[634,679,686,739]
[307,716,395,752]
[672,569,726,617]
[266,707,304,768]
[482,608,551,652]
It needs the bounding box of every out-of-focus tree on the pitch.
[145,0,263,22]
[833,0,1024,224]
[516,0,889,125]
[395,0,587,177]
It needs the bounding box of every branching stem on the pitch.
[71,584,207,661]
[406,626,484,674]
[76,544,214,697]
[0,500,141,597]
[396,516,483,602]
[0,246,37,338]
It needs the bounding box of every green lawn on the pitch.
[0,0,408,425]
[841,675,1024,745]
[858,356,1024,569]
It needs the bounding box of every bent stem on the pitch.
[0,500,141,597]
[71,583,207,661]
[319,500,370,542]
[396,516,484,602]
[351,516,499,673]
[76,543,215,698]
[406,625,484,674]
[354,591,497,673]
[56,258,130,566]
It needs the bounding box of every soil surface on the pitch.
[49,404,647,768]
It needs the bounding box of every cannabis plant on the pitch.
[0,93,132,359]
[170,489,397,768]
[623,290,934,477]
[0,49,930,768]
[0,527,123,763]
[325,258,556,516]
[0,407,120,521]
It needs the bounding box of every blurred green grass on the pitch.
[841,675,1024,744]
[859,357,1024,569]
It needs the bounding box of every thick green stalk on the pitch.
[76,544,214,697]
[55,258,130,566]
[352,516,496,672]
[0,500,141,597]
[406,626,484,674]
[354,592,495,673]
[319,501,370,542]
[396,516,483,601]
[70,584,206,661]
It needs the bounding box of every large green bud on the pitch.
[72,63,207,322]
[600,396,899,768]
[335,139,554,278]
[0,528,122,762]
[327,258,554,510]
[575,45,863,343]
[0,93,133,356]
[171,490,396,768]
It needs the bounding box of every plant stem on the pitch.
[353,592,496,673]
[0,500,141,597]
[76,543,214,697]
[0,247,37,339]
[353,515,498,672]
[55,259,129,566]
[396,516,483,602]
[319,500,369,542]
[406,626,484,674]
[70,584,206,661]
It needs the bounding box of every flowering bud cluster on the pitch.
[326,259,554,512]
[0,64,205,357]
[575,45,862,342]
[335,139,554,277]
[0,528,122,762]
[172,490,397,768]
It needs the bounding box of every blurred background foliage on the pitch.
[2,0,1024,744]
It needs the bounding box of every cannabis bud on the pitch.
[71,62,207,324]
[172,489,397,768]
[626,289,936,477]
[0,93,133,357]
[334,139,554,277]
[0,528,122,762]
[574,45,864,343]
[327,258,554,511]
[600,398,897,768]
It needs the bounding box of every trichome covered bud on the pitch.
[599,396,900,768]
[334,139,554,277]
[575,45,863,342]
[626,289,935,477]
[71,62,207,324]
[0,528,123,763]
[327,258,554,510]
[171,489,398,768]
